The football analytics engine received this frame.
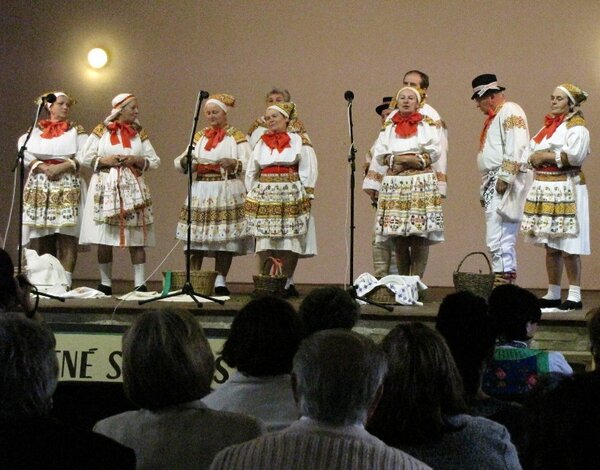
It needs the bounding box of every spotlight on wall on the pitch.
[88,48,109,69]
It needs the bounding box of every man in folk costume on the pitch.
[471,74,529,285]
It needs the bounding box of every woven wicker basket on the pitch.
[253,258,286,297]
[453,252,495,299]
[365,285,397,305]
[164,270,217,296]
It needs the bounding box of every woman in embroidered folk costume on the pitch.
[246,88,307,149]
[174,93,252,296]
[521,84,590,312]
[79,94,160,295]
[245,102,318,298]
[371,86,443,279]
[18,92,87,288]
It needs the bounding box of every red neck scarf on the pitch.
[39,120,69,139]
[479,108,497,150]
[392,112,422,137]
[204,127,226,151]
[107,121,137,148]
[261,132,291,153]
[533,114,565,144]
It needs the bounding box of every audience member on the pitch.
[94,309,264,470]
[368,322,520,470]
[0,314,135,469]
[483,285,572,401]
[436,291,524,454]
[0,248,36,317]
[210,329,429,469]
[299,286,360,336]
[202,296,302,431]
[522,371,600,469]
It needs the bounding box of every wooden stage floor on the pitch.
[37,283,599,372]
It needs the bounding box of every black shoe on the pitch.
[97,284,112,296]
[558,300,582,312]
[539,298,561,309]
[215,286,230,296]
[283,285,299,298]
[135,284,148,292]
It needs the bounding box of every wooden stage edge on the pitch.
[37,282,599,371]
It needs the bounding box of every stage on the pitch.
[34,282,597,374]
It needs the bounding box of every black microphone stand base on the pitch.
[347,285,394,312]
[138,281,225,308]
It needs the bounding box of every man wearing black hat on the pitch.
[471,73,529,285]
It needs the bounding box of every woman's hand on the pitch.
[364,188,379,203]
[496,179,509,195]
[529,151,554,168]
[122,155,146,170]
[101,155,122,168]
[219,158,238,172]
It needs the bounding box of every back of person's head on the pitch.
[523,371,600,469]
[122,308,215,410]
[436,291,496,399]
[587,307,600,364]
[293,329,387,426]
[299,286,360,336]
[221,296,302,376]
[368,322,466,446]
[0,248,17,311]
[0,314,57,420]
[489,284,541,342]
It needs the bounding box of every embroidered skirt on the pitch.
[375,169,444,244]
[245,172,316,256]
[521,172,589,254]
[176,177,252,255]
[22,171,83,241]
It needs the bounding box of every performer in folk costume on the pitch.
[247,88,308,149]
[18,91,87,288]
[364,70,448,279]
[245,102,318,298]
[362,96,397,278]
[521,83,590,312]
[370,86,443,279]
[471,74,529,285]
[79,94,160,295]
[174,93,252,296]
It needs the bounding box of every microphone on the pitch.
[42,93,57,103]
[344,90,354,103]
[200,90,209,99]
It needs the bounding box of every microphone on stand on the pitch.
[41,93,57,103]
[200,90,209,99]
[344,90,354,103]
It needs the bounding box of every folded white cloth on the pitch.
[353,272,427,306]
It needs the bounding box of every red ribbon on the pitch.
[392,112,422,137]
[261,132,291,153]
[107,122,137,148]
[479,108,497,150]
[533,114,565,144]
[39,120,69,139]
[204,127,226,151]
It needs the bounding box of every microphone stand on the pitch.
[344,93,393,313]
[140,91,224,308]
[12,100,65,303]
[345,96,357,286]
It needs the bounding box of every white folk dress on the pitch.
[372,110,443,244]
[247,117,308,149]
[521,112,590,255]
[173,126,253,255]
[245,132,318,256]
[19,122,88,244]
[79,123,160,247]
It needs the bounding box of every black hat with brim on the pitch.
[471,74,505,100]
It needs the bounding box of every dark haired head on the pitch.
[0,314,58,419]
[299,286,359,336]
[587,307,600,364]
[404,70,430,90]
[367,322,466,446]
[489,285,541,342]
[0,248,18,311]
[221,296,302,376]
[122,309,215,410]
[436,291,496,399]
